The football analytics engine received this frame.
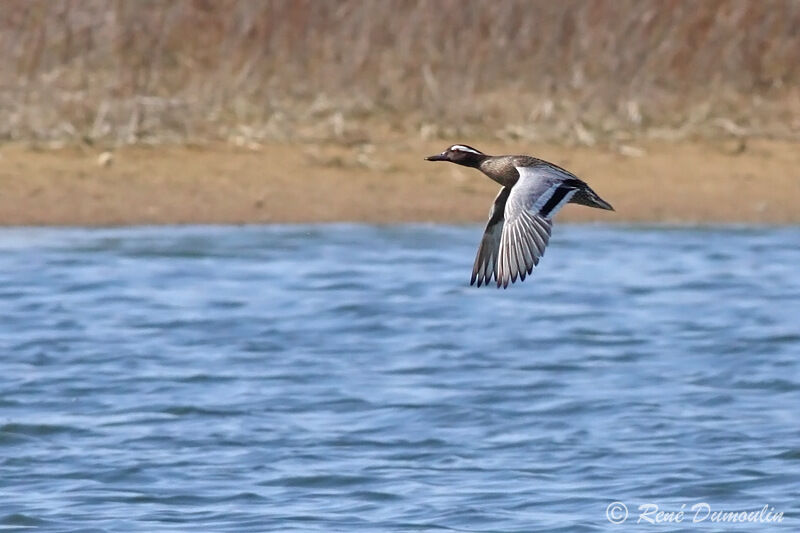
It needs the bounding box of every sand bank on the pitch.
[1,139,798,226]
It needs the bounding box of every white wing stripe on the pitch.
[530,183,560,213]
[541,189,577,219]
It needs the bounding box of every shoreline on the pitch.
[2,139,799,226]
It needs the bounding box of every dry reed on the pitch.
[1,0,799,146]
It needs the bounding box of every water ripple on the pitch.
[0,224,798,532]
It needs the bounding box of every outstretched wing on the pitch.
[471,187,509,287]
[495,164,580,288]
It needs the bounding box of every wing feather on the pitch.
[471,187,509,287]
[512,224,527,279]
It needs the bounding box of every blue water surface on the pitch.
[0,224,798,532]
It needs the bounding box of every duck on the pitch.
[425,144,614,288]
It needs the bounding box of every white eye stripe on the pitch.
[450,145,482,155]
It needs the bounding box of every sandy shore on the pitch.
[1,139,799,226]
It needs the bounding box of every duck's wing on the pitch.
[495,164,580,288]
[471,187,509,287]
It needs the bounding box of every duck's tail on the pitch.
[571,186,615,211]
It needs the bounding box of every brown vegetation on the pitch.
[2,0,799,146]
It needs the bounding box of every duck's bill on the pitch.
[425,153,447,161]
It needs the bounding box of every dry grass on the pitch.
[2,0,799,146]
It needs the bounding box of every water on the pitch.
[1,224,798,532]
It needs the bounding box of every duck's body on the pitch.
[426,144,614,288]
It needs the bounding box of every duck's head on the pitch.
[425,144,486,167]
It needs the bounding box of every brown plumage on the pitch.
[426,144,614,288]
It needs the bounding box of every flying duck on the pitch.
[426,144,614,288]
